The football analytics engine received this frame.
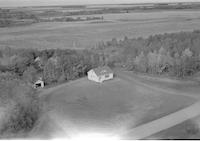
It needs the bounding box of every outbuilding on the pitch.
[34,79,45,88]
[87,66,114,83]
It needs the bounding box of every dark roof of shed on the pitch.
[93,66,113,76]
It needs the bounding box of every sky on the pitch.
[0,0,200,7]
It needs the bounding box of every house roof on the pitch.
[34,57,41,62]
[92,66,113,76]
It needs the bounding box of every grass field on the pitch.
[125,72,200,98]
[1,10,200,49]
[31,72,197,139]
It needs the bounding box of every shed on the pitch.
[34,79,44,88]
[87,66,114,83]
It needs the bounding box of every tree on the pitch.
[134,51,148,72]
[157,47,169,73]
[174,52,181,65]
[111,38,118,47]
[43,59,58,84]
[10,55,29,76]
[181,48,194,77]
[172,52,182,77]
[125,54,135,70]
[124,36,128,41]
[0,79,40,136]
[2,46,13,57]
[22,66,37,84]
[182,48,193,58]
[147,50,158,73]
[158,46,167,55]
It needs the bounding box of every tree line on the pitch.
[93,30,200,78]
[1,30,200,87]
[0,47,103,85]
[0,9,38,27]
[40,16,103,22]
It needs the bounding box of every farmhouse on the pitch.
[87,66,114,83]
[34,57,41,62]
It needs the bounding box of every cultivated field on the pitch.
[31,71,197,139]
[1,10,200,49]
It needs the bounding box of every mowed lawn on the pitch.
[2,10,200,49]
[120,71,200,98]
[33,72,197,138]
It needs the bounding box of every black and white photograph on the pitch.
[1,0,200,140]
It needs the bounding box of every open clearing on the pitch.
[1,10,200,49]
[120,71,200,98]
[31,71,197,139]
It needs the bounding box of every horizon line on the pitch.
[0,1,199,8]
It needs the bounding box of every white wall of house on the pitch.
[40,81,45,88]
[87,70,99,82]
[88,69,114,83]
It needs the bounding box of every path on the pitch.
[121,101,200,139]
[115,71,200,139]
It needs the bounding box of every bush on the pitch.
[0,79,41,138]
[0,103,40,134]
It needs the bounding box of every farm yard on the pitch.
[2,3,200,140]
[1,10,200,49]
[30,71,198,139]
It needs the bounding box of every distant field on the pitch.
[1,10,200,49]
[86,4,152,9]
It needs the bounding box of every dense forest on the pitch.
[1,30,200,83]
[1,30,200,84]
[94,30,200,78]
[1,30,200,137]
[0,47,102,85]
